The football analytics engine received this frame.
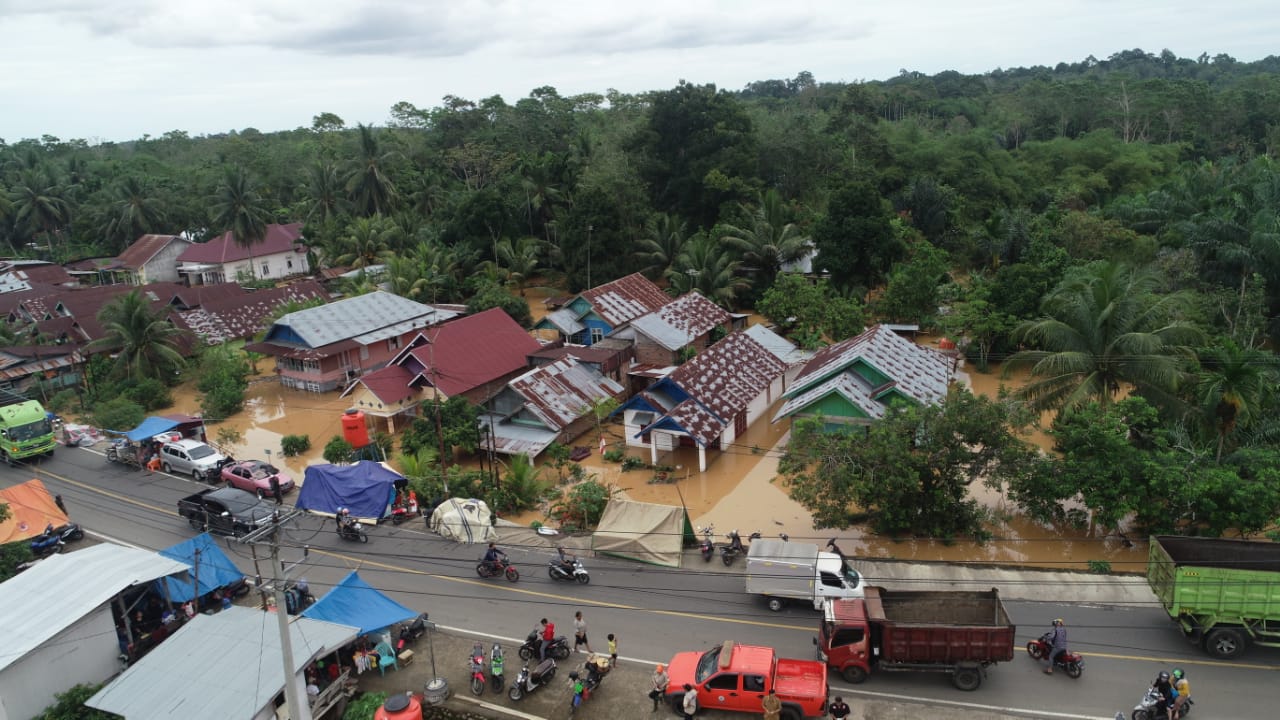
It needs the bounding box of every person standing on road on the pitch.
[829,695,851,720]
[573,611,593,653]
[649,663,669,711]
[54,494,67,515]
[607,633,617,667]
[269,475,283,505]
[761,688,782,720]
[681,683,698,720]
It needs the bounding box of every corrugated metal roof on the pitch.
[626,291,731,351]
[479,412,559,459]
[772,371,885,423]
[786,324,953,406]
[0,544,191,673]
[539,307,585,335]
[269,291,446,348]
[579,272,672,327]
[341,364,417,405]
[508,356,624,430]
[114,234,187,270]
[175,282,329,345]
[743,324,810,366]
[403,308,542,398]
[87,606,358,720]
[178,223,305,264]
[668,331,787,422]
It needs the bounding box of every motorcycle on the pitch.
[490,643,505,691]
[1026,632,1084,678]
[29,523,66,557]
[719,530,761,566]
[396,612,430,651]
[507,657,557,701]
[475,556,520,582]
[698,524,715,562]
[518,629,571,661]
[1131,686,1193,720]
[336,519,368,543]
[569,654,612,715]
[468,642,487,696]
[548,556,590,584]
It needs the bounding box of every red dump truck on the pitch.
[815,587,1016,690]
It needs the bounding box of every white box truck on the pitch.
[746,539,865,611]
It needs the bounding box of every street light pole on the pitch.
[586,224,593,289]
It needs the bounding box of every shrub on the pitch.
[323,436,354,464]
[547,478,613,530]
[196,346,250,420]
[620,456,646,472]
[603,448,625,463]
[125,377,173,411]
[45,389,79,415]
[1087,559,1112,574]
[281,434,311,457]
[90,397,145,433]
[342,692,387,720]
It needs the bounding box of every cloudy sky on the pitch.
[2,0,1276,143]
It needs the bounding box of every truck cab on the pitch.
[665,641,827,720]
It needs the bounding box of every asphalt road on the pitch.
[7,448,1277,719]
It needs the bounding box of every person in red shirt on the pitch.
[539,618,556,660]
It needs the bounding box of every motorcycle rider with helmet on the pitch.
[554,546,576,575]
[1151,671,1175,717]
[483,542,507,574]
[1043,619,1068,674]
[1170,668,1190,720]
[337,508,355,535]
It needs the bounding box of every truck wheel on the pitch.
[766,597,785,612]
[1203,628,1245,658]
[669,696,685,714]
[779,708,800,720]
[952,668,981,691]
[841,665,867,684]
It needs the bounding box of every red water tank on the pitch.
[341,409,370,449]
[373,693,422,720]
[938,337,957,350]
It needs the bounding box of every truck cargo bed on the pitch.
[1149,535,1280,623]
[865,587,1015,664]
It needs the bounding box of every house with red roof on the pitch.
[533,272,672,346]
[771,324,957,430]
[107,234,193,285]
[176,223,310,285]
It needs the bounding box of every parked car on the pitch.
[222,460,294,497]
[161,439,229,482]
[177,487,276,536]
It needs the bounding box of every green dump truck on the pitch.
[0,390,56,463]
[1148,534,1280,658]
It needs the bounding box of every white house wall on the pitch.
[226,250,310,282]
[0,606,118,720]
[139,241,190,284]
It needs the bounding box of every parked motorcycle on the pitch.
[568,654,612,715]
[336,519,368,543]
[1026,632,1084,678]
[507,658,557,701]
[548,556,590,584]
[468,642,487,695]
[698,524,715,562]
[490,643,505,691]
[1131,686,1193,720]
[475,556,520,582]
[396,613,430,651]
[29,523,66,557]
[518,630,571,661]
[718,530,761,566]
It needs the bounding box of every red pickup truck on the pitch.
[665,641,827,720]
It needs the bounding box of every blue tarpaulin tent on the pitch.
[154,533,245,602]
[296,461,405,520]
[301,571,418,635]
[115,416,181,442]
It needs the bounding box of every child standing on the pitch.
[607,633,618,667]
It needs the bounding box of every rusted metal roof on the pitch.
[742,324,810,366]
[784,324,954,407]
[113,234,188,271]
[478,412,559,459]
[401,308,542,397]
[340,365,417,406]
[178,223,305,264]
[507,356,624,431]
[626,291,731,351]
[668,330,787,423]
[579,272,672,327]
[175,282,329,345]
[0,349,82,380]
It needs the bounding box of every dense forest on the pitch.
[5,47,1280,540]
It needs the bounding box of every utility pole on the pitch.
[586,224,593,289]
[240,510,310,720]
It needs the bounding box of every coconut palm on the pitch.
[1005,261,1203,417]
[304,161,344,223]
[210,166,270,279]
[720,189,811,288]
[108,176,167,246]
[334,215,397,270]
[665,236,748,308]
[633,213,689,280]
[87,290,187,381]
[346,124,399,216]
[385,254,429,300]
[495,237,543,295]
[8,168,71,255]
[1194,340,1280,461]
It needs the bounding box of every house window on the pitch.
[302,359,320,373]
[387,336,402,352]
[287,259,294,270]
[590,327,604,343]
[261,262,270,276]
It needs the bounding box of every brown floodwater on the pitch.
[163,308,1145,570]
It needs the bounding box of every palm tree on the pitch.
[1005,261,1203,417]
[8,168,71,256]
[495,237,543,295]
[519,154,566,238]
[210,166,270,279]
[385,255,429,300]
[720,189,811,288]
[87,290,187,381]
[1194,340,1280,461]
[108,176,166,246]
[665,236,748,308]
[634,213,689,279]
[346,124,399,216]
[304,161,344,223]
[335,215,396,270]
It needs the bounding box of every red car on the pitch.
[221,460,294,497]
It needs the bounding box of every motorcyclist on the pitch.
[1043,618,1067,674]
[1170,668,1190,720]
[555,546,576,575]
[483,542,507,573]
[336,508,354,535]
[728,530,744,554]
[1151,671,1175,717]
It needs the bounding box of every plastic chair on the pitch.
[375,641,399,676]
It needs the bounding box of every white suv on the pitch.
[160,439,228,482]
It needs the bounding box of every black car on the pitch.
[178,486,276,536]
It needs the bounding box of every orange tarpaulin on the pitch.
[0,478,69,543]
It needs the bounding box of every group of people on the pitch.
[1153,667,1192,720]
[533,612,617,663]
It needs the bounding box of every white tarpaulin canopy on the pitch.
[428,498,498,543]
[591,499,691,567]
